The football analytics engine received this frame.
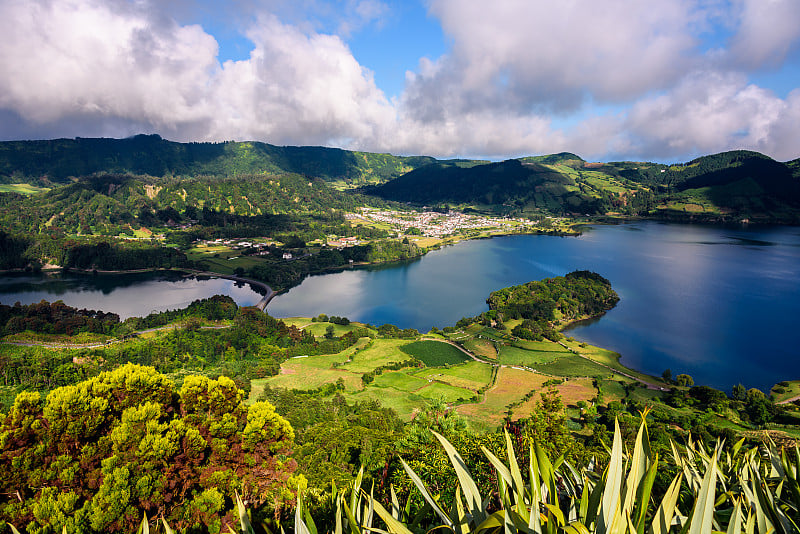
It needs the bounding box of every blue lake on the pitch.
[268,221,800,391]
[2,221,799,391]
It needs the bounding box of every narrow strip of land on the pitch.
[187,270,277,310]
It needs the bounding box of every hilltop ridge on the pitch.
[1,136,799,222]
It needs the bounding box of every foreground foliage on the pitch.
[0,364,300,533]
[297,413,800,534]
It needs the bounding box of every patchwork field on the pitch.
[243,313,667,427]
[462,338,497,359]
[456,367,540,428]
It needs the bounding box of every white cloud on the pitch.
[402,0,706,118]
[573,72,800,161]
[0,0,395,146]
[727,0,800,69]
[209,14,395,146]
[0,0,799,163]
[0,0,219,132]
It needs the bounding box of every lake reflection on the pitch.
[0,271,264,318]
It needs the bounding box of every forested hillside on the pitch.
[364,158,626,215]
[0,173,376,237]
[368,150,800,222]
[0,135,435,186]
[2,136,799,221]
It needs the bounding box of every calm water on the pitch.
[2,222,799,390]
[0,271,265,319]
[268,222,800,391]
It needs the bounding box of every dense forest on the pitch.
[478,270,620,341]
[0,173,380,237]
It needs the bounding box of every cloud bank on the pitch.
[0,0,799,162]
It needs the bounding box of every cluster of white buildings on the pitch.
[356,208,522,238]
[202,238,270,248]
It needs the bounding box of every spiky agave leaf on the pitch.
[431,430,487,527]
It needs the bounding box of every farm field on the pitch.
[400,340,471,366]
[343,387,429,421]
[243,310,670,427]
[534,354,615,378]
[461,337,497,359]
[456,367,541,428]
[511,377,597,418]
[496,344,571,367]
[411,361,493,391]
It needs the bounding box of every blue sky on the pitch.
[0,0,799,163]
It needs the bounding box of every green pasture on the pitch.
[564,339,665,385]
[279,317,314,329]
[340,339,415,373]
[185,245,267,275]
[416,382,475,403]
[370,371,428,391]
[534,355,614,378]
[290,351,353,370]
[497,345,570,367]
[411,361,493,391]
[599,380,628,402]
[399,340,470,366]
[302,322,359,338]
[462,338,497,359]
[579,172,629,194]
[0,183,50,195]
[510,339,567,352]
[252,365,360,394]
[771,380,800,403]
[343,388,430,421]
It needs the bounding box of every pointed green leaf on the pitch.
[368,495,415,534]
[649,473,682,534]
[599,419,625,533]
[432,430,486,525]
[686,451,718,534]
[399,456,454,529]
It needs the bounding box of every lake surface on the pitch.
[2,221,799,391]
[268,222,800,391]
[0,271,265,318]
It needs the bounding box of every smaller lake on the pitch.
[0,271,265,319]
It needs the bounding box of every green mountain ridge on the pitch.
[0,134,436,186]
[368,149,800,222]
[2,136,799,222]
